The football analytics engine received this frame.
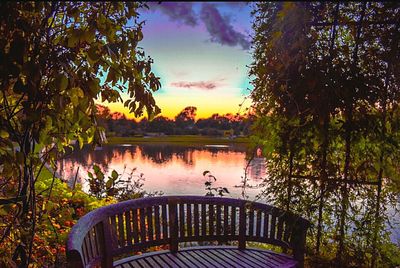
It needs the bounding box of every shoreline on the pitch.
[106,135,251,145]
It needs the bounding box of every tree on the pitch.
[0,2,160,266]
[251,2,400,266]
[147,116,175,134]
[175,106,197,129]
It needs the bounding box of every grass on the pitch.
[107,135,250,145]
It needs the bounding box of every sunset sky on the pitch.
[102,2,254,119]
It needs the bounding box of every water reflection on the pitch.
[57,143,399,267]
[58,143,266,198]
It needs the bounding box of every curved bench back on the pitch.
[67,196,310,268]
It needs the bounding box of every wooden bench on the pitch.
[67,196,310,268]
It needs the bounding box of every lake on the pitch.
[58,142,399,257]
[57,143,265,198]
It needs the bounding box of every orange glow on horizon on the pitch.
[98,93,251,121]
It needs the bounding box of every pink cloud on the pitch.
[171,80,220,90]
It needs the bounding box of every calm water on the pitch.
[58,143,265,198]
[58,142,399,248]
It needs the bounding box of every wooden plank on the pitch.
[253,249,291,264]
[152,254,171,267]
[110,214,118,247]
[233,249,274,268]
[101,219,114,267]
[187,203,192,237]
[270,215,276,239]
[249,208,254,237]
[164,252,189,267]
[162,204,168,239]
[154,205,161,240]
[169,202,178,252]
[132,209,139,243]
[216,205,221,236]
[277,216,284,241]
[209,204,214,235]
[238,205,246,249]
[118,213,125,247]
[199,249,231,268]
[82,236,89,265]
[139,208,146,243]
[94,223,103,258]
[219,249,260,268]
[89,230,97,259]
[90,229,98,258]
[137,258,152,268]
[263,213,269,238]
[141,255,159,267]
[206,249,248,268]
[125,210,133,246]
[146,207,154,241]
[249,250,290,266]
[201,203,206,237]
[124,262,140,268]
[256,210,262,238]
[86,230,94,260]
[231,206,236,236]
[193,204,199,237]
[176,251,204,268]
[283,220,291,243]
[190,250,226,268]
[185,250,216,267]
[223,205,229,236]
[179,203,185,238]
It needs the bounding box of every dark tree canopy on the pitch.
[0,2,160,266]
[250,2,400,267]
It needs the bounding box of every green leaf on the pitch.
[93,165,100,173]
[77,135,83,149]
[111,170,118,180]
[106,179,113,189]
[0,130,9,139]
[56,74,68,91]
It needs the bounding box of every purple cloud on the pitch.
[171,81,219,90]
[148,2,197,26]
[200,3,250,50]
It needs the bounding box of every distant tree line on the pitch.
[96,105,254,137]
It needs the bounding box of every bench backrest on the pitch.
[67,196,310,268]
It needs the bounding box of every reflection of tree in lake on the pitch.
[246,157,266,180]
[58,145,137,181]
[138,144,247,166]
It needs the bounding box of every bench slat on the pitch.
[125,211,132,247]
[249,208,254,237]
[223,205,229,236]
[264,212,269,238]
[161,204,168,239]
[231,206,237,236]
[118,213,125,247]
[270,215,276,239]
[179,203,185,238]
[193,203,199,237]
[146,207,154,241]
[216,204,221,236]
[256,210,262,238]
[139,208,146,243]
[209,204,214,235]
[187,203,192,237]
[132,209,139,243]
[201,203,206,237]
[154,205,161,241]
